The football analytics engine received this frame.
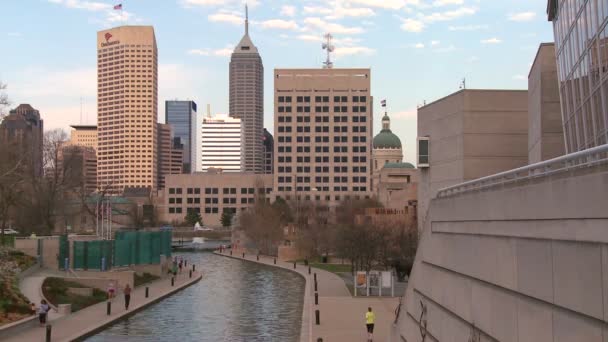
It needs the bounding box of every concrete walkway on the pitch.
[5,269,202,342]
[19,268,69,322]
[217,250,399,342]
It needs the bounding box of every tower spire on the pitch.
[245,3,249,35]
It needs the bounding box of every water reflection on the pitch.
[86,252,305,342]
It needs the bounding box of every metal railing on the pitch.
[436,143,608,198]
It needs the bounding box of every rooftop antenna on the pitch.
[322,33,334,69]
[245,3,249,35]
[459,78,466,89]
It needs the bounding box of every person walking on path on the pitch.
[107,281,116,299]
[123,284,132,310]
[178,258,183,274]
[365,307,376,341]
[38,300,50,326]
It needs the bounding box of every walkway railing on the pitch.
[437,143,608,198]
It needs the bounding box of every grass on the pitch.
[42,277,106,312]
[134,272,159,287]
[309,263,352,274]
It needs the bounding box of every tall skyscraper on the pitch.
[201,115,242,172]
[548,0,608,152]
[97,26,158,193]
[165,100,197,173]
[0,104,44,177]
[229,6,264,173]
[273,68,373,205]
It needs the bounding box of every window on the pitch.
[418,136,430,167]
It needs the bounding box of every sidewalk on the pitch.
[5,269,202,342]
[19,268,69,322]
[216,250,398,342]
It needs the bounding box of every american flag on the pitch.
[381,99,386,107]
[113,3,122,10]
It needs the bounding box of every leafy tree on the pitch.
[184,210,202,227]
[220,210,234,228]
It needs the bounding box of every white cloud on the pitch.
[180,0,260,7]
[433,0,464,6]
[280,5,296,17]
[208,12,242,25]
[430,40,440,46]
[7,32,22,37]
[259,19,298,30]
[513,75,526,80]
[347,0,406,10]
[481,37,502,44]
[468,56,479,63]
[47,0,140,26]
[296,35,361,47]
[508,12,536,22]
[400,18,425,32]
[434,44,456,52]
[304,5,375,19]
[414,43,425,48]
[334,46,376,56]
[419,6,477,22]
[448,24,487,31]
[303,17,364,34]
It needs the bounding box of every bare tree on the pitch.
[0,141,27,242]
[0,81,9,119]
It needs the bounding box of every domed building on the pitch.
[372,113,404,188]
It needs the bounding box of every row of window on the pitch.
[277,166,367,173]
[276,136,367,143]
[278,156,367,163]
[277,96,367,103]
[277,176,367,183]
[277,146,367,153]
[169,197,257,205]
[277,126,367,133]
[278,116,368,123]
[275,187,368,193]
[277,106,367,113]
[168,187,271,195]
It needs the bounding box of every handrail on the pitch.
[437,143,608,198]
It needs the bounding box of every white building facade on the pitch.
[200,115,242,172]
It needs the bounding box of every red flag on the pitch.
[113,4,122,10]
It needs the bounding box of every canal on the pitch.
[86,252,305,342]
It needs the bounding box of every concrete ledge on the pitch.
[0,315,37,340]
[214,251,311,342]
[66,273,202,342]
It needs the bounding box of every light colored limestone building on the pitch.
[376,162,417,210]
[158,173,273,227]
[528,43,565,164]
[229,8,264,174]
[97,25,158,193]
[273,68,373,205]
[416,89,528,224]
[372,112,403,191]
[200,115,242,172]
[68,125,98,150]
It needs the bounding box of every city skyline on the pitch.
[1,0,552,164]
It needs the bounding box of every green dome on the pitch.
[373,130,402,149]
[383,162,415,169]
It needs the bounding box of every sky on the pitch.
[0,0,553,164]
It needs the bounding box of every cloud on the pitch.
[508,12,536,22]
[347,0,406,10]
[7,32,22,37]
[47,0,110,11]
[391,109,417,119]
[448,24,487,31]
[208,12,242,25]
[303,17,364,34]
[188,46,233,57]
[513,75,526,80]
[433,0,464,6]
[468,56,479,63]
[180,0,260,7]
[400,18,425,32]
[434,44,456,52]
[304,5,375,19]
[334,46,376,56]
[280,5,296,17]
[414,43,425,48]
[259,19,298,30]
[481,37,502,44]
[47,0,140,26]
[419,6,477,22]
[430,40,440,46]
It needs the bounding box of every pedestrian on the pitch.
[365,307,376,342]
[124,284,132,310]
[30,302,36,315]
[172,262,178,277]
[38,300,50,326]
[107,281,116,299]
[178,258,183,273]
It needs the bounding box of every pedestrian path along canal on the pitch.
[86,251,305,342]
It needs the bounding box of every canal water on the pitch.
[86,252,305,342]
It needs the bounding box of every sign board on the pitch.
[369,271,381,288]
[381,271,392,287]
[356,272,367,287]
